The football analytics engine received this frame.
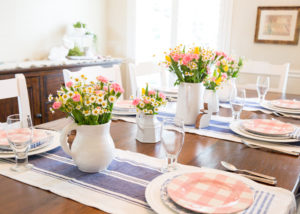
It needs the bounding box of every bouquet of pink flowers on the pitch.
[162,45,217,85]
[48,74,124,125]
[131,84,167,115]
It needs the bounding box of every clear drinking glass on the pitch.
[256,76,270,104]
[161,118,185,172]
[6,114,33,172]
[230,88,246,120]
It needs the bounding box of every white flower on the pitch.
[148,110,153,114]
[130,95,134,99]
[146,96,150,101]
[104,109,108,113]
[108,95,116,103]
[99,109,104,115]
[74,77,80,83]
[48,94,53,102]
[61,94,69,101]
[154,107,159,112]
[80,74,86,79]
[96,97,103,104]
[102,101,107,108]
[154,102,159,107]
[49,107,55,114]
[139,102,145,108]
[68,91,74,98]
[150,98,155,103]
[83,110,90,116]
[92,109,100,115]
[89,95,97,103]
[76,105,82,110]
[84,100,92,106]
[143,109,147,113]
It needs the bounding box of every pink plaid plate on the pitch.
[167,172,254,213]
[113,100,136,112]
[271,99,300,110]
[242,119,295,136]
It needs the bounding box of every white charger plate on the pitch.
[112,110,137,116]
[230,121,299,143]
[0,131,60,158]
[261,101,300,114]
[145,168,256,214]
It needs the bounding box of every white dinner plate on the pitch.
[261,101,300,114]
[154,87,178,95]
[112,110,137,116]
[0,131,60,158]
[230,121,299,143]
[66,56,97,60]
[145,168,256,214]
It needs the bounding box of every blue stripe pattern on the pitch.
[23,147,279,213]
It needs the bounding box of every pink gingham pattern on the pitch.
[0,129,47,146]
[242,119,295,136]
[167,172,254,213]
[271,99,300,110]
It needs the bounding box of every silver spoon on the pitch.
[221,161,276,181]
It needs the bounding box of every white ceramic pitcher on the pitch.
[175,82,204,125]
[60,121,115,173]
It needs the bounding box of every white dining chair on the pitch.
[128,61,170,96]
[63,65,123,86]
[0,74,31,121]
[236,60,290,94]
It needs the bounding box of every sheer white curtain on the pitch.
[133,0,233,62]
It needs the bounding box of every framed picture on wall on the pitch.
[254,6,300,45]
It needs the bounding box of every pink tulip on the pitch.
[132,98,140,106]
[148,90,156,96]
[103,86,108,91]
[159,92,166,99]
[52,101,62,109]
[111,83,124,93]
[96,75,108,83]
[72,94,81,102]
[66,81,73,88]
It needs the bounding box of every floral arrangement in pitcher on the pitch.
[48,75,124,125]
[202,52,244,91]
[161,45,217,85]
[131,84,167,115]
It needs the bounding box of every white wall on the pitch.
[230,0,300,94]
[0,0,107,62]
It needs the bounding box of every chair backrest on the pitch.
[236,60,290,94]
[128,61,169,96]
[63,65,122,85]
[0,74,31,121]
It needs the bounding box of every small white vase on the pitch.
[60,121,115,173]
[175,82,204,125]
[218,78,236,102]
[205,89,219,113]
[136,114,161,143]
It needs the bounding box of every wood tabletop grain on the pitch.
[1,90,300,214]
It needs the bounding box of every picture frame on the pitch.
[254,6,300,45]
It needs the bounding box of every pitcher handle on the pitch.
[59,122,78,157]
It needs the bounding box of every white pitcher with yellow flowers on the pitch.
[132,84,167,143]
[49,74,124,172]
[162,45,217,125]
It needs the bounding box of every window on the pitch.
[135,0,228,62]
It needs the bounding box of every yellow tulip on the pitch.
[165,55,171,62]
[224,65,229,72]
[194,47,200,54]
[142,88,145,95]
[215,77,222,85]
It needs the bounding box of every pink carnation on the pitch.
[215,61,221,66]
[216,51,221,56]
[132,98,140,106]
[72,94,81,102]
[96,75,108,83]
[66,81,73,88]
[159,92,166,99]
[111,83,124,93]
[103,86,108,91]
[172,54,180,62]
[182,54,192,65]
[222,52,227,57]
[52,101,62,109]
[144,99,150,104]
[148,90,156,96]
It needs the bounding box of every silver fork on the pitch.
[241,140,300,156]
[289,127,300,140]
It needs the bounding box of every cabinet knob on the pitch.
[35,113,42,118]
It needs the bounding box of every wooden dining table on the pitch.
[0,90,300,214]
